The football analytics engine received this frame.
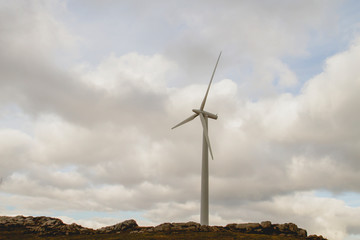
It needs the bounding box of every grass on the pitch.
[0,230,308,240]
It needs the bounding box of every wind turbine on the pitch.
[172,52,221,226]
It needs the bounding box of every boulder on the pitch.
[299,229,308,237]
[273,223,307,237]
[288,223,299,232]
[97,219,138,233]
[41,218,63,227]
[154,222,173,232]
[260,221,272,229]
[171,222,201,231]
[225,223,237,229]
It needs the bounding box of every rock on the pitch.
[154,222,173,232]
[235,223,261,232]
[0,215,94,236]
[225,223,237,229]
[41,218,63,227]
[226,221,307,237]
[299,229,308,237]
[307,235,328,240]
[276,223,289,232]
[260,221,272,229]
[171,223,183,230]
[209,226,223,232]
[275,223,294,234]
[117,219,138,231]
[171,222,201,231]
[0,216,323,239]
[272,223,307,237]
[149,222,223,233]
[144,227,155,232]
[97,219,138,233]
[288,223,299,232]
[199,225,211,231]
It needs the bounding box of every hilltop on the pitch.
[0,215,327,240]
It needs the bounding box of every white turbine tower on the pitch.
[172,52,221,226]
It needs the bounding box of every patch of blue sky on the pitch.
[0,192,17,213]
[5,205,16,211]
[0,192,13,198]
[338,0,360,40]
[344,234,360,240]
[282,33,351,95]
[0,103,33,136]
[315,189,360,208]
[283,0,360,95]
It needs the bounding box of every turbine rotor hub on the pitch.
[192,109,218,120]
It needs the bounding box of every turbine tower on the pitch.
[172,52,221,226]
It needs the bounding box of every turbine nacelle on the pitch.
[192,109,218,120]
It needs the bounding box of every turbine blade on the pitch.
[171,113,198,129]
[199,113,214,160]
[200,51,222,111]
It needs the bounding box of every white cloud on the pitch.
[294,39,360,143]
[0,0,76,62]
[1,1,360,240]
[253,192,360,240]
[164,0,342,96]
[0,129,33,177]
[75,53,178,94]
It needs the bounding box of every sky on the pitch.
[0,0,360,239]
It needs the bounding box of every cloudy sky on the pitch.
[1,0,360,239]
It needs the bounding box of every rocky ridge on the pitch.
[0,215,326,239]
[0,216,93,236]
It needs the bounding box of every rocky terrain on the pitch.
[0,215,327,240]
